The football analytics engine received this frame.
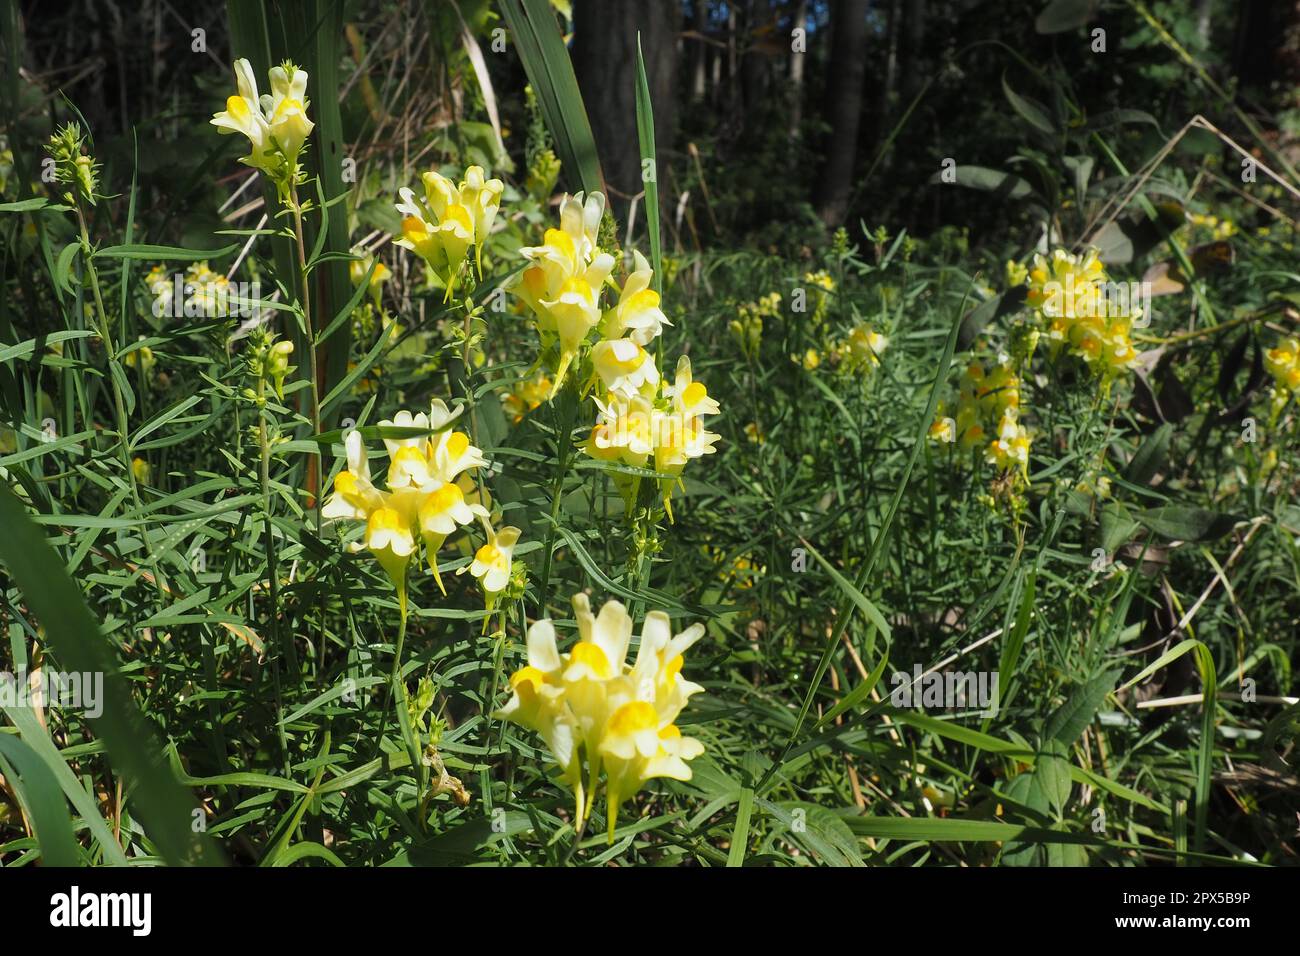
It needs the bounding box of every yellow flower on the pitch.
[1023,247,1142,382]
[803,270,835,323]
[144,263,173,314]
[804,270,835,293]
[350,252,391,308]
[544,266,612,396]
[582,360,720,521]
[211,59,312,178]
[514,192,613,395]
[459,165,505,274]
[465,521,521,599]
[603,250,671,345]
[1005,259,1028,288]
[839,323,888,373]
[131,456,151,485]
[262,62,314,160]
[984,408,1031,479]
[1265,337,1300,417]
[494,617,580,794]
[495,594,706,841]
[653,409,720,521]
[210,59,274,172]
[729,313,762,358]
[1025,248,1105,321]
[323,402,489,600]
[503,372,552,423]
[393,166,501,297]
[362,505,417,604]
[581,392,655,511]
[123,337,156,376]
[668,355,721,419]
[418,481,485,593]
[1264,337,1299,390]
[928,415,956,444]
[322,430,384,522]
[591,337,659,398]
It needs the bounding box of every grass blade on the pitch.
[499,0,603,195]
[0,733,80,866]
[634,34,661,291]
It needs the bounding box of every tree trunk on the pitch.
[690,0,709,103]
[878,0,900,125]
[900,0,926,105]
[739,0,771,138]
[815,0,869,228]
[788,0,808,138]
[572,0,679,222]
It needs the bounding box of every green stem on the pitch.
[74,200,163,601]
[258,375,291,776]
[538,386,576,612]
[288,180,323,528]
[288,179,327,691]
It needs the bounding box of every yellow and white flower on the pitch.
[603,250,671,345]
[322,429,383,522]
[985,408,1032,478]
[495,594,707,841]
[210,59,275,173]
[839,323,888,373]
[494,617,580,794]
[591,337,659,398]
[324,401,491,600]
[514,192,614,395]
[667,355,720,418]
[465,521,521,598]
[459,165,505,274]
[360,505,417,603]
[260,62,314,160]
[211,59,312,179]
[417,480,488,593]
[543,256,615,395]
[395,180,473,298]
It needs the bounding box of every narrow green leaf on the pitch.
[499,0,603,195]
[0,484,222,865]
[0,733,80,866]
[634,35,661,292]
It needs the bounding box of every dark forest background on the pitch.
[9,0,1300,254]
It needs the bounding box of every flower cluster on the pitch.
[729,291,780,359]
[244,328,295,401]
[502,371,553,423]
[495,594,706,842]
[1019,248,1141,384]
[510,191,721,520]
[347,251,393,340]
[835,323,889,375]
[931,358,1031,480]
[582,355,721,519]
[512,191,621,394]
[144,261,233,318]
[803,270,835,324]
[322,401,511,609]
[395,165,503,299]
[1187,212,1236,241]
[210,59,314,192]
[46,123,100,206]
